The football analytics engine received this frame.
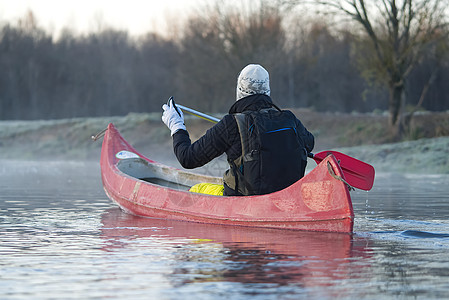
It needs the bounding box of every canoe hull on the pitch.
[100,124,354,233]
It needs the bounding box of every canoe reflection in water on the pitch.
[100,208,371,290]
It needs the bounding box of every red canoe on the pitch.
[100,123,354,233]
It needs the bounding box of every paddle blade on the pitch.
[313,151,375,191]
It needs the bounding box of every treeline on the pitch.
[1,4,449,120]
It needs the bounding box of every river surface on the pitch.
[1,160,449,299]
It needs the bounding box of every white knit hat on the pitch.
[236,64,270,101]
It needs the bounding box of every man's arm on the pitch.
[295,118,314,153]
[172,116,233,169]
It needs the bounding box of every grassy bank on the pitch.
[1,111,448,174]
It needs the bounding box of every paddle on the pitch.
[308,151,374,191]
[171,99,375,191]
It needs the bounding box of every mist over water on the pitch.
[1,160,449,299]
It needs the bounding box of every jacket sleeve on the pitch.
[295,118,314,153]
[172,116,233,169]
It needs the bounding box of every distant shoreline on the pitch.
[1,112,448,174]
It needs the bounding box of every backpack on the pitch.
[227,105,307,195]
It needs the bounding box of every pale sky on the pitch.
[0,0,205,37]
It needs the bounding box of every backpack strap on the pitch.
[229,113,255,195]
[234,113,248,158]
[269,102,282,112]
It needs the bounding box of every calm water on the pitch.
[1,160,449,299]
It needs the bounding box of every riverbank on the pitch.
[1,111,448,174]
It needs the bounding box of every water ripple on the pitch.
[1,162,449,299]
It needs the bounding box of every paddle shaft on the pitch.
[168,97,220,123]
[176,104,220,123]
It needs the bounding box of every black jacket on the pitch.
[172,94,315,195]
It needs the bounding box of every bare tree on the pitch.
[4,3,449,121]
[288,0,448,138]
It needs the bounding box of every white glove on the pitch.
[162,99,186,136]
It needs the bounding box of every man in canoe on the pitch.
[162,64,314,196]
